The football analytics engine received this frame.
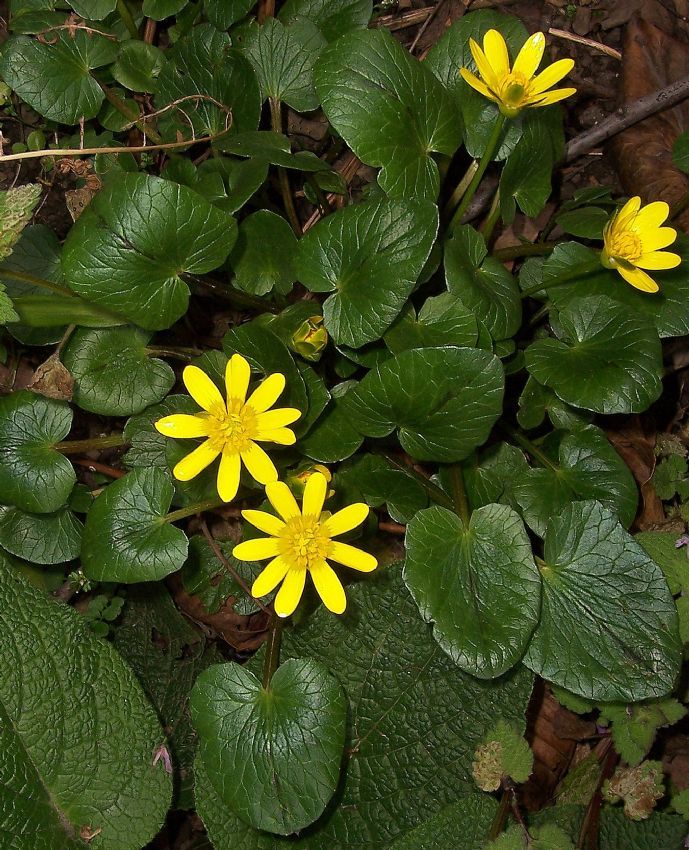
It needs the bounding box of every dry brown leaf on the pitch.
[28,352,74,401]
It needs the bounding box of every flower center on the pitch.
[206,398,258,453]
[607,230,643,264]
[278,516,332,571]
[499,73,529,107]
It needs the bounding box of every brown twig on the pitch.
[577,739,616,850]
[199,517,272,616]
[72,458,126,478]
[371,8,433,31]
[257,0,275,23]
[379,521,406,535]
[548,27,621,61]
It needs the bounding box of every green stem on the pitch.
[480,189,501,244]
[382,453,455,511]
[55,435,127,454]
[487,791,511,841]
[0,267,75,298]
[449,464,470,525]
[116,0,139,38]
[501,424,559,472]
[163,498,224,523]
[442,159,479,219]
[520,259,602,299]
[493,241,558,262]
[145,346,200,362]
[269,96,302,237]
[191,275,281,313]
[448,113,506,233]
[262,613,284,689]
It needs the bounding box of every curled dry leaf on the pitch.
[611,17,689,231]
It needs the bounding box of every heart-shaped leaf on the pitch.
[514,426,638,537]
[384,292,478,354]
[404,504,541,678]
[298,381,363,462]
[315,29,462,199]
[0,390,75,513]
[62,326,175,416]
[143,0,188,19]
[0,504,82,565]
[217,130,332,171]
[524,500,681,701]
[336,454,428,524]
[278,0,372,41]
[81,467,189,583]
[205,0,256,29]
[295,198,438,348]
[70,0,117,17]
[0,32,119,123]
[62,173,236,331]
[525,295,663,414]
[0,559,171,848]
[112,41,166,93]
[342,346,504,462]
[191,658,347,835]
[445,225,522,341]
[229,210,297,296]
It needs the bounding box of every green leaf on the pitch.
[556,207,609,240]
[123,394,195,473]
[335,454,428,524]
[216,130,331,171]
[0,390,75,513]
[69,0,117,16]
[388,795,497,850]
[342,346,504,462]
[0,503,82,564]
[500,114,561,223]
[315,29,462,199]
[673,130,689,174]
[514,426,638,538]
[143,0,188,19]
[525,296,663,414]
[278,0,371,41]
[0,559,171,848]
[0,32,118,123]
[0,183,42,261]
[62,173,235,331]
[524,500,681,701]
[192,658,347,835]
[635,531,689,595]
[156,24,261,138]
[298,381,363,463]
[384,292,477,354]
[81,467,189,583]
[600,698,686,767]
[112,40,166,92]
[229,210,297,296]
[404,504,540,678]
[473,719,533,791]
[517,375,593,432]
[113,584,223,809]
[240,17,326,111]
[295,197,438,347]
[445,225,522,341]
[599,808,688,850]
[61,326,175,416]
[205,0,256,29]
[195,568,534,849]
[457,441,529,513]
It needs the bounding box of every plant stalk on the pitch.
[449,464,470,525]
[382,453,455,511]
[116,0,139,39]
[163,498,224,523]
[269,96,302,236]
[55,435,127,454]
[0,267,75,298]
[262,613,284,689]
[493,241,559,261]
[520,259,602,299]
[501,424,559,472]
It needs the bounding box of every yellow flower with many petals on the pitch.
[460,29,576,118]
[233,472,377,618]
[155,355,301,502]
[600,196,681,293]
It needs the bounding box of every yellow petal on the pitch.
[302,471,327,517]
[172,440,219,481]
[255,408,301,430]
[233,537,280,561]
[254,427,297,446]
[529,58,574,95]
[323,503,369,537]
[182,365,225,414]
[266,480,301,521]
[252,556,290,597]
[469,37,498,87]
[242,509,285,537]
[246,373,286,413]
[483,29,510,78]
[616,264,660,293]
[217,450,241,502]
[225,353,251,403]
[528,87,577,107]
[310,560,346,614]
[459,68,498,103]
[614,196,642,230]
[155,414,210,439]
[241,442,278,485]
[328,542,377,572]
[635,250,681,270]
[640,226,677,252]
[632,200,671,231]
[274,568,306,618]
[512,31,545,78]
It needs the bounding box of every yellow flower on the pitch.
[234,472,377,618]
[600,196,681,293]
[155,355,301,502]
[460,29,576,118]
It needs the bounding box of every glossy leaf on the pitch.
[335,454,427,524]
[524,500,681,701]
[384,292,478,354]
[298,381,364,463]
[112,41,166,93]
[278,0,371,41]
[0,504,82,565]
[404,504,541,678]
[229,210,297,296]
[205,0,256,29]
[143,0,188,19]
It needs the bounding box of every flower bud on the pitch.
[288,464,334,498]
[291,316,328,361]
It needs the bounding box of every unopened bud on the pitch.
[291,316,328,361]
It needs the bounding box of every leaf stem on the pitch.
[442,159,478,219]
[449,464,470,524]
[116,0,140,39]
[262,612,284,689]
[0,267,75,298]
[269,96,302,237]
[55,434,127,454]
[381,452,455,511]
[493,241,558,261]
[501,424,559,472]
[190,275,281,314]
[163,498,224,523]
[487,791,511,841]
[520,259,602,299]
[145,346,201,361]
[448,113,506,233]
[480,189,501,244]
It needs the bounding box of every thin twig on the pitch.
[409,1,446,53]
[378,521,406,535]
[72,458,126,478]
[370,8,432,31]
[548,27,621,61]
